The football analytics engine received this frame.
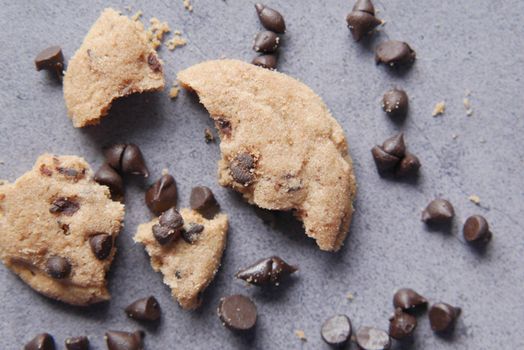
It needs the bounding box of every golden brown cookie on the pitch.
[64,8,165,127]
[177,59,356,251]
[134,209,228,310]
[0,154,125,305]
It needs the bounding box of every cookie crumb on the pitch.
[161,168,169,176]
[346,292,355,301]
[166,33,188,51]
[205,128,215,143]
[463,97,473,116]
[295,330,307,341]
[468,195,481,205]
[131,10,143,21]
[432,101,446,117]
[452,134,458,140]
[183,0,193,12]
[169,84,180,99]
[147,17,171,49]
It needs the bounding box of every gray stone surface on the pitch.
[0,0,523,349]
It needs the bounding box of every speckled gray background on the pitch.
[1,0,523,349]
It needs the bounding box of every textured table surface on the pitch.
[1,0,523,349]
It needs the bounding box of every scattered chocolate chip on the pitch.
[46,256,71,279]
[463,215,492,244]
[376,40,416,67]
[152,208,184,245]
[104,144,127,171]
[216,118,232,136]
[382,88,409,118]
[236,256,297,286]
[321,314,352,347]
[190,186,216,212]
[253,31,280,53]
[65,336,89,350]
[346,11,381,41]
[204,127,215,143]
[353,0,375,15]
[396,152,421,177]
[24,333,55,350]
[252,54,278,70]
[147,52,162,72]
[121,144,149,177]
[125,296,161,322]
[218,294,257,331]
[105,330,144,350]
[182,223,205,244]
[421,199,455,224]
[393,288,428,312]
[429,303,461,332]
[35,46,64,78]
[94,163,124,197]
[145,174,178,216]
[382,133,406,158]
[371,146,400,172]
[355,327,391,350]
[89,233,113,260]
[50,197,79,216]
[389,309,417,339]
[255,3,286,33]
[230,153,256,186]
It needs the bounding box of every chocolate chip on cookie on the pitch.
[389,308,417,339]
[46,256,72,279]
[321,314,352,347]
[376,40,416,67]
[230,153,256,186]
[355,327,391,350]
[65,336,89,350]
[35,46,64,78]
[49,197,80,216]
[152,208,184,245]
[218,294,257,331]
[190,186,216,212]
[94,163,124,197]
[89,233,113,260]
[216,118,232,136]
[181,223,205,244]
[235,256,297,286]
[25,333,55,350]
[147,52,162,72]
[56,166,85,180]
[255,4,286,33]
[145,174,178,216]
[121,144,149,177]
[125,296,161,322]
[105,330,144,350]
[252,54,278,70]
[253,30,280,53]
[421,199,455,224]
[382,88,409,118]
[393,288,428,312]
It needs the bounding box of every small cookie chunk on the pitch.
[134,209,228,309]
[0,154,125,305]
[178,60,356,251]
[64,8,165,127]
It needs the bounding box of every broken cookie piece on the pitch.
[134,208,228,310]
[63,8,165,127]
[177,59,356,251]
[0,154,125,305]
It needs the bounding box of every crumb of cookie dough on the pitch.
[131,10,142,21]
[147,17,171,49]
[161,168,169,176]
[452,133,458,139]
[432,101,446,117]
[463,97,473,116]
[295,330,307,341]
[346,292,355,301]
[166,33,188,51]
[469,195,481,205]
[183,0,193,12]
[205,128,215,143]
[169,84,180,99]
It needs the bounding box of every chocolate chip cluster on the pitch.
[251,4,286,70]
[371,133,421,177]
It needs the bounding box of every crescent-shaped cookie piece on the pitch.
[178,60,356,251]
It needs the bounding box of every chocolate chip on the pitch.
[216,118,232,136]
[396,152,421,177]
[235,256,297,286]
[421,199,455,224]
[321,314,352,347]
[388,309,417,339]
[147,52,162,72]
[355,327,391,350]
[190,186,216,212]
[145,174,178,215]
[49,197,79,216]
[182,223,205,244]
[353,0,375,15]
[152,208,184,245]
[393,288,428,312]
[382,88,409,118]
[346,11,381,41]
[94,163,124,197]
[230,153,256,186]
[35,46,64,77]
[371,146,400,172]
[375,40,416,67]
[57,167,84,180]
[218,294,257,331]
[152,225,176,245]
[89,233,113,260]
[104,144,127,171]
[463,215,492,244]
[65,336,89,350]
[125,296,161,322]
[204,128,215,143]
[24,333,55,350]
[105,330,144,350]
[429,303,461,332]
[160,207,184,228]
[253,31,280,53]
[382,133,406,158]
[46,256,71,279]
[252,54,278,70]
[40,164,53,176]
[255,4,286,33]
[58,222,71,235]
[121,144,149,177]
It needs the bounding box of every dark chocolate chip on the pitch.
[190,186,216,212]
[58,222,71,235]
[353,0,375,15]
[125,296,161,322]
[230,153,256,186]
[346,11,381,41]
[255,4,286,33]
[46,256,71,279]
[24,333,55,350]
[152,225,177,245]
[147,52,162,72]
[235,256,297,286]
[463,215,492,244]
[253,31,280,53]
[321,314,352,347]
[35,46,64,77]
[389,309,417,339]
[94,163,124,197]
[396,152,421,177]
[382,133,406,158]
[105,330,144,350]
[218,294,257,331]
[429,303,461,332]
[421,199,455,224]
[57,167,84,179]
[376,40,416,67]
[204,128,215,143]
[382,88,408,118]
[355,327,391,350]
[252,54,278,70]
[159,207,184,228]
[40,164,53,176]
[65,336,89,350]
[104,144,127,171]
[145,174,178,216]
[50,197,80,216]
[89,233,113,260]
[152,208,184,245]
[393,288,428,312]
[121,144,149,177]
[216,118,232,136]
[371,146,400,172]
[182,223,205,244]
